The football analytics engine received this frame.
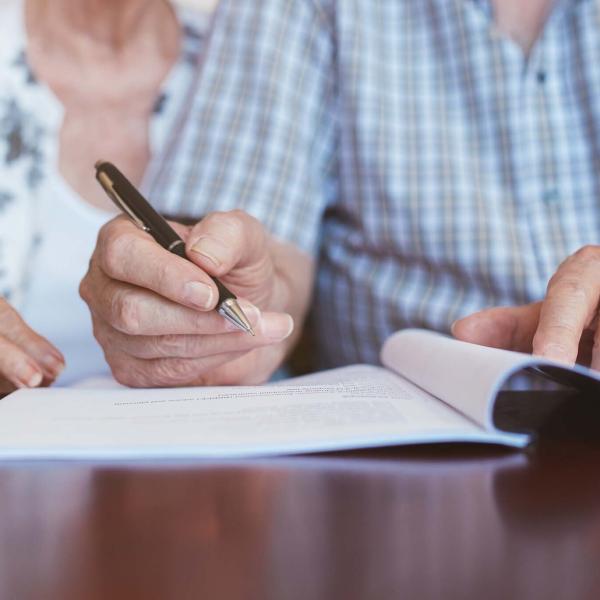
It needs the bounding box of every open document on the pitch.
[0,329,599,460]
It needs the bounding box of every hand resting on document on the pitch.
[0,299,64,392]
[453,245,600,371]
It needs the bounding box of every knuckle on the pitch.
[91,320,123,359]
[546,321,579,336]
[154,258,173,292]
[110,289,141,335]
[99,230,137,277]
[152,358,199,386]
[110,357,150,388]
[181,335,203,356]
[112,367,139,388]
[110,364,131,386]
[108,357,134,386]
[207,210,246,238]
[78,270,96,305]
[96,220,113,248]
[229,210,262,242]
[153,334,189,358]
[96,219,122,256]
[191,310,216,334]
[546,270,561,290]
[78,277,90,303]
[203,210,228,225]
[548,278,590,304]
[228,209,252,231]
[575,244,600,263]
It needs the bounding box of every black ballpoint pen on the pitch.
[94,160,255,336]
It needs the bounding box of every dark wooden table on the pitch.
[1,392,600,600]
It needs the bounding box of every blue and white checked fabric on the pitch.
[151,0,600,369]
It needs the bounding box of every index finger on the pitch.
[533,248,600,364]
[96,217,218,312]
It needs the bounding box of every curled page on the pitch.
[380,329,600,432]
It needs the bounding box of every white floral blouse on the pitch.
[0,0,207,383]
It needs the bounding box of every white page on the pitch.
[380,329,600,431]
[0,364,525,460]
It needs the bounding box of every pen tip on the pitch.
[94,160,106,170]
[218,299,257,336]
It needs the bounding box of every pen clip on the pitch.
[97,172,150,233]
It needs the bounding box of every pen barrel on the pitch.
[212,277,236,302]
[95,161,239,308]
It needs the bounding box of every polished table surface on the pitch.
[2,392,600,600]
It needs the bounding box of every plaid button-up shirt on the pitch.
[151,0,600,369]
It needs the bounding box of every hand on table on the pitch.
[80,210,310,387]
[0,300,64,392]
[453,245,600,370]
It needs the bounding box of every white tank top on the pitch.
[20,180,113,385]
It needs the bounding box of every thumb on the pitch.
[185,210,269,279]
[451,302,542,353]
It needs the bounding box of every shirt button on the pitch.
[542,188,559,204]
[537,70,547,84]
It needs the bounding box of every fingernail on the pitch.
[41,353,65,378]
[184,281,214,310]
[15,362,43,389]
[239,301,261,326]
[191,237,226,268]
[450,320,458,335]
[260,314,294,341]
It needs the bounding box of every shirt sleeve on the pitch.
[152,0,338,257]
